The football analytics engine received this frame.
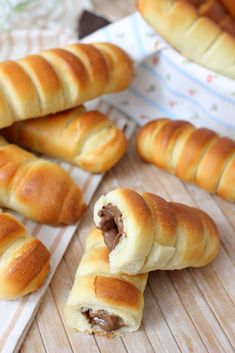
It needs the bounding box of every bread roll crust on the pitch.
[0,61,41,119]
[19,55,64,115]
[217,156,235,200]
[0,212,50,300]
[175,128,218,181]
[196,137,235,192]
[137,0,235,79]
[141,192,177,247]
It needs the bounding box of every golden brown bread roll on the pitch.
[218,0,235,18]
[0,211,50,300]
[0,136,85,225]
[93,189,219,274]
[2,106,128,173]
[136,118,235,202]
[0,42,133,129]
[64,228,148,336]
[137,0,235,79]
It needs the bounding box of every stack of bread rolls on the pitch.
[0,42,134,300]
[0,42,134,225]
[65,228,148,337]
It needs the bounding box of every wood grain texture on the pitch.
[20,132,235,353]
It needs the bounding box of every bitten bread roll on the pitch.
[0,136,85,225]
[2,106,128,173]
[93,189,219,274]
[136,118,235,202]
[64,228,148,337]
[0,42,133,129]
[0,211,50,300]
[137,0,235,79]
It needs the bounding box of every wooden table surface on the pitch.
[20,132,235,353]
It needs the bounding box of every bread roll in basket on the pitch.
[137,0,235,79]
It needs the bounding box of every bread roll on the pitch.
[0,211,50,300]
[93,189,219,274]
[217,0,235,18]
[137,0,235,79]
[0,43,133,129]
[136,118,235,202]
[64,228,148,336]
[2,106,128,173]
[0,136,85,225]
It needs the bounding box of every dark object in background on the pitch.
[78,10,110,39]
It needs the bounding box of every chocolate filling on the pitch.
[98,203,125,251]
[82,309,125,332]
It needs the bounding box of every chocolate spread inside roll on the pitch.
[82,309,125,332]
[98,203,125,251]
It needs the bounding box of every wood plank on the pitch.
[148,271,208,353]
[143,287,181,353]
[168,270,234,353]
[36,288,74,353]
[214,197,235,230]
[191,267,235,347]
[122,326,155,353]
[20,321,46,353]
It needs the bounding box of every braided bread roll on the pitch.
[93,189,219,274]
[0,42,133,129]
[0,136,85,225]
[2,106,128,173]
[137,0,235,79]
[65,228,147,336]
[0,211,50,300]
[136,118,235,202]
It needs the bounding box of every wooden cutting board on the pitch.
[20,132,235,353]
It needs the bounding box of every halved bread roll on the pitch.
[93,189,219,274]
[64,228,148,336]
